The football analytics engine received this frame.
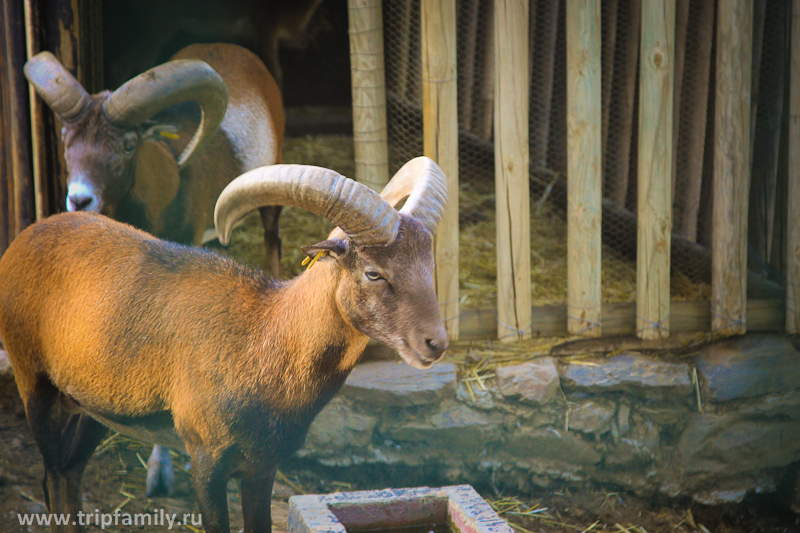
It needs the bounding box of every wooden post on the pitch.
[23,0,47,221]
[636,0,674,340]
[395,0,415,101]
[566,0,602,337]
[601,0,618,170]
[788,0,800,333]
[712,0,752,336]
[495,0,530,342]
[3,0,34,239]
[458,0,480,131]
[475,0,494,142]
[422,0,459,340]
[348,0,389,191]
[529,0,559,169]
[676,0,714,241]
[606,0,641,208]
[671,0,689,196]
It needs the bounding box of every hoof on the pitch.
[145,445,176,498]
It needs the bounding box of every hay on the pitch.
[223,134,711,307]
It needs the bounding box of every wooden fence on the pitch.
[348,0,800,341]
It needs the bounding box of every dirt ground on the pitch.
[2,389,798,533]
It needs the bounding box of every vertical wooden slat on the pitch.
[529,0,559,169]
[601,0,618,169]
[495,0,530,342]
[676,0,714,241]
[636,0,674,340]
[606,0,641,207]
[396,0,415,101]
[788,0,800,333]
[422,0,459,340]
[3,0,34,239]
[24,0,47,221]
[0,5,11,254]
[348,0,389,191]
[475,0,494,142]
[671,0,689,196]
[566,0,602,337]
[458,0,480,130]
[712,0,752,336]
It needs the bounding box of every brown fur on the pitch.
[58,43,285,275]
[0,211,447,533]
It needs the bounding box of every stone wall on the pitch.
[296,334,800,507]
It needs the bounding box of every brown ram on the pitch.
[24,42,285,274]
[0,157,449,533]
[25,42,285,498]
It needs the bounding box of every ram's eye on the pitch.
[365,271,384,281]
[123,142,135,155]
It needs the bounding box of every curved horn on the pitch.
[24,52,91,121]
[379,157,448,234]
[215,165,400,247]
[102,60,228,169]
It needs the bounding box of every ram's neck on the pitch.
[267,262,368,391]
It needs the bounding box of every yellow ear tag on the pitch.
[305,251,326,270]
[159,131,180,140]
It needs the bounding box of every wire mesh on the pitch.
[381,0,789,312]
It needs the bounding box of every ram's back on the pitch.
[0,212,271,416]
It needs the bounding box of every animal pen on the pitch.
[344,0,800,344]
[0,0,798,344]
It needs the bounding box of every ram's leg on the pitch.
[23,377,92,532]
[240,467,277,533]
[146,445,176,497]
[259,206,283,279]
[186,445,232,533]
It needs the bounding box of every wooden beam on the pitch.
[422,0,459,340]
[458,299,785,340]
[637,0,674,340]
[712,0,752,335]
[348,0,389,191]
[789,0,800,333]
[494,0,530,342]
[566,0,602,337]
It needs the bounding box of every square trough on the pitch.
[288,485,513,533]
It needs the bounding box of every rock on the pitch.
[384,404,500,455]
[456,383,496,411]
[616,403,631,436]
[678,412,800,487]
[299,400,377,457]
[496,358,560,405]
[694,334,800,402]
[341,361,456,407]
[22,501,47,515]
[10,437,23,450]
[568,400,615,435]
[0,350,12,379]
[605,438,656,468]
[507,427,602,466]
[560,353,692,398]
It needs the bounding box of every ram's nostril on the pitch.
[69,194,93,211]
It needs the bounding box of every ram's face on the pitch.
[60,95,139,215]
[305,216,449,369]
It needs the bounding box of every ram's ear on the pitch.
[301,239,348,262]
[141,123,181,143]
